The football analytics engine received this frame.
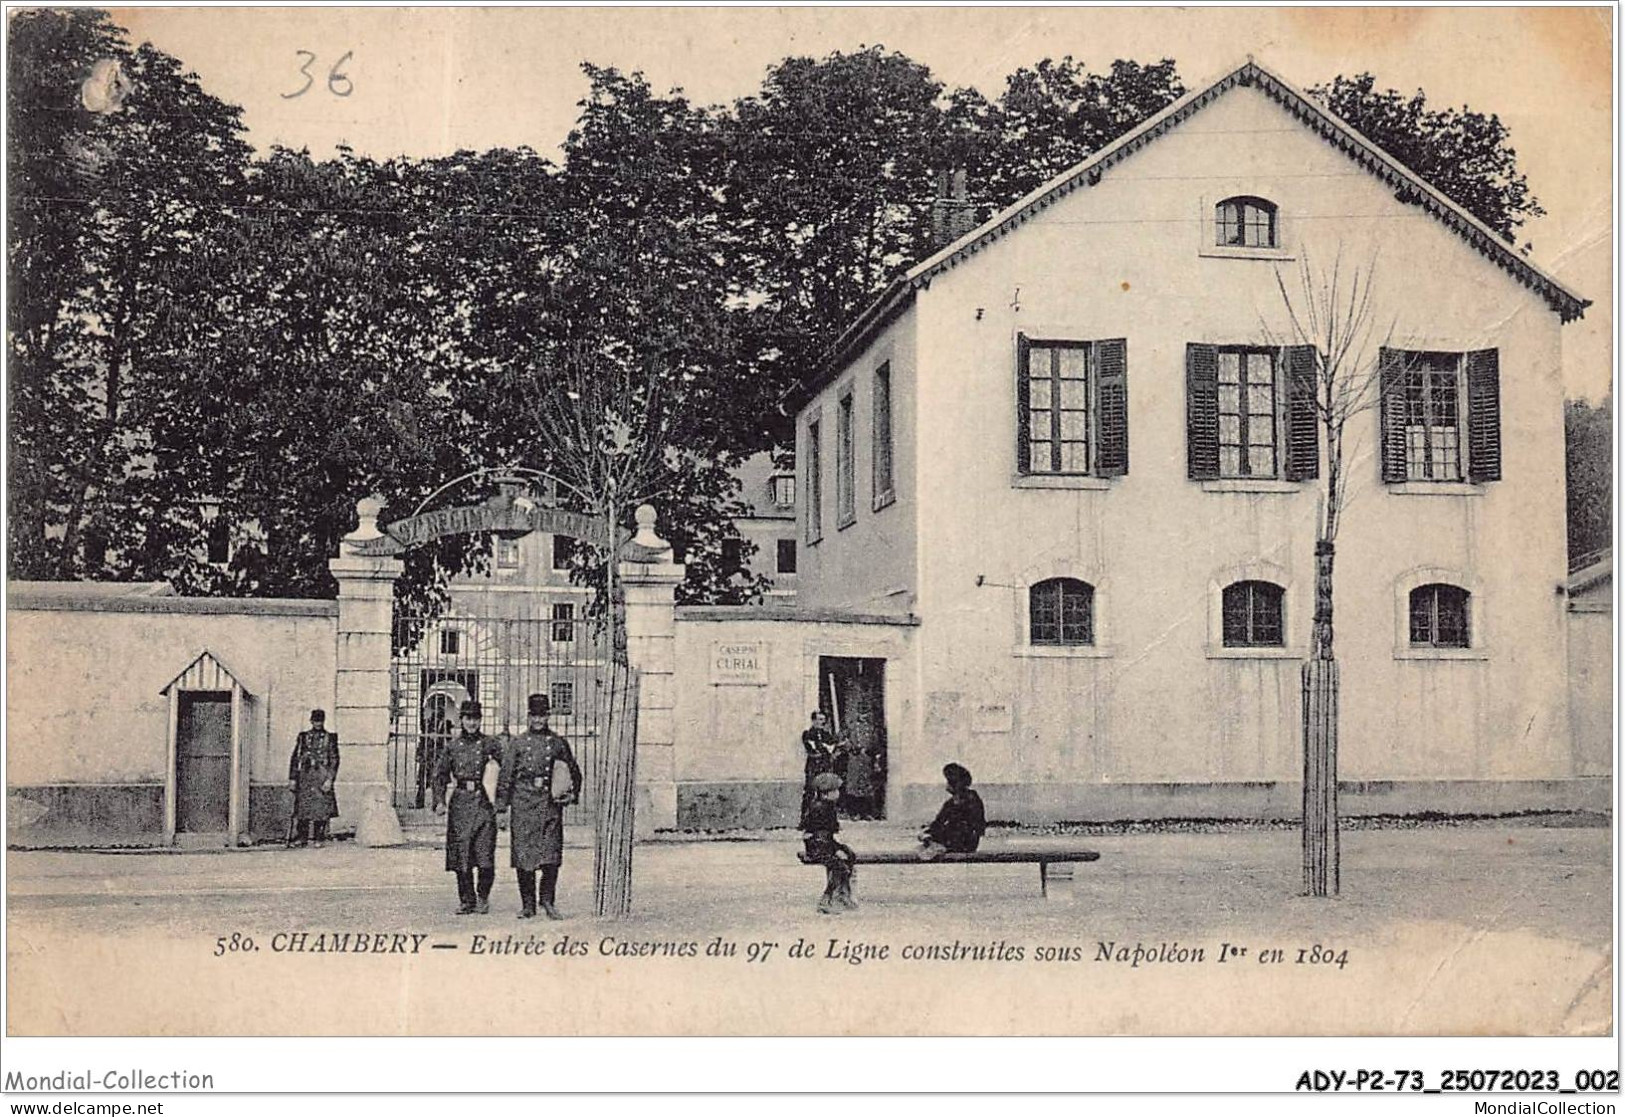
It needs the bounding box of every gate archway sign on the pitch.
[345,489,621,557]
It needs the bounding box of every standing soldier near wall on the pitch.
[287,709,340,846]
[433,699,502,914]
[496,693,582,919]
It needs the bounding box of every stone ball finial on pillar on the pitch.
[351,495,386,540]
[632,504,663,548]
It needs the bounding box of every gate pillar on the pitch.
[619,505,684,835]
[330,496,406,847]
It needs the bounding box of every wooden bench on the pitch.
[798,844,1100,898]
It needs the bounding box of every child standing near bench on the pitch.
[803,772,857,913]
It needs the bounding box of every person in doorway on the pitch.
[433,699,502,914]
[496,692,583,920]
[414,716,450,810]
[919,762,986,859]
[838,720,877,819]
[287,709,340,846]
[799,710,838,827]
[802,772,856,914]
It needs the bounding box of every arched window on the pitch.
[1215,196,1278,248]
[1409,584,1471,648]
[1030,577,1095,646]
[1221,580,1285,647]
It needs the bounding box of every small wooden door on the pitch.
[176,692,232,833]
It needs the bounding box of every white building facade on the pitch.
[779,60,1594,823]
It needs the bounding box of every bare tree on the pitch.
[1267,247,1399,897]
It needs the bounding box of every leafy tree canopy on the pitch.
[1310,73,1545,245]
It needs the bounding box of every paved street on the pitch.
[6,821,1612,1036]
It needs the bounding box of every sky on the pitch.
[111,5,1614,401]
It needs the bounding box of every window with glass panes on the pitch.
[549,681,574,716]
[1403,353,1463,481]
[1409,584,1470,647]
[1025,342,1092,474]
[1221,581,1285,647]
[1029,577,1094,645]
[1217,347,1278,477]
[1216,197,1277,248]
[550,603,575,643]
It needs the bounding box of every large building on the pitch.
[685,58,1595,824]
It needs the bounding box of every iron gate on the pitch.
[390,603,608,825]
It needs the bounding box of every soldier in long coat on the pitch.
[287,709,340,845]
[496,692,583,919]
[433,699,502,914]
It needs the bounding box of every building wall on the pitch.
[731,451,798,595]
[808,83,1588,819]
[1567,579,1612,778]
[7,588,337,844]
[796,304,919,616]
[670,609,917,827]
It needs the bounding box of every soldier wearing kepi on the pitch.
[287,709,340,846]
[433,699,502,914]
[496,693,583,920]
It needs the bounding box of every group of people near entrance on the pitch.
[287,694,582,919]
[294,701,981,919]
[800,709,986,915]
[437,693,583,919]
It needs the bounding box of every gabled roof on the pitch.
[790,57,1590,410]
[159,649,254,696]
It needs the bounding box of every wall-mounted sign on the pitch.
[972,702,1012,734]
[710,641,768,686]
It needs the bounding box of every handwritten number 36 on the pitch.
[283,50,354,99]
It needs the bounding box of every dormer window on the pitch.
[1216,196,1277,248]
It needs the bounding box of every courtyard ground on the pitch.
[5,819,1612,1037]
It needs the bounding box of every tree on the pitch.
[455,66,770,607]
[138,146,488,612]
[1310,74,1544,245]
[1565,396,1612,568]
[988,57,1184,201]
[7,9,252,580]
[1268,250,1399,897]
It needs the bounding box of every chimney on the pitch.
[931,167,978,247]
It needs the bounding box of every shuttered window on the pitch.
[1380,348,1500,483]
[1221,581,1285,647]
[1187,344,1318,480]
[1016,336,1128,477]
[836,392,855,527]
[1409,584,1471,648]
[805,417,822,543]
[1029,577,1095,645]
[872,362,894,508]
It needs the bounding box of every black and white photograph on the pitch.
[2,1,1615,1085]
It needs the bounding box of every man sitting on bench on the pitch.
[919,762,987,860]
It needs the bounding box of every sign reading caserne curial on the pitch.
[348,492,616,556]
[710,641,768,686]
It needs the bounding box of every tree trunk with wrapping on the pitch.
[593,662,641,919]
[1302,538,1339,897]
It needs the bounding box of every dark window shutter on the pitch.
[1379,347,1409,483]
[1283,345,1319,481]
[1466,348,1501,483]
[1094,338,1128,477]
[1186,343,1219,480]
[1015,333,1032,474]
